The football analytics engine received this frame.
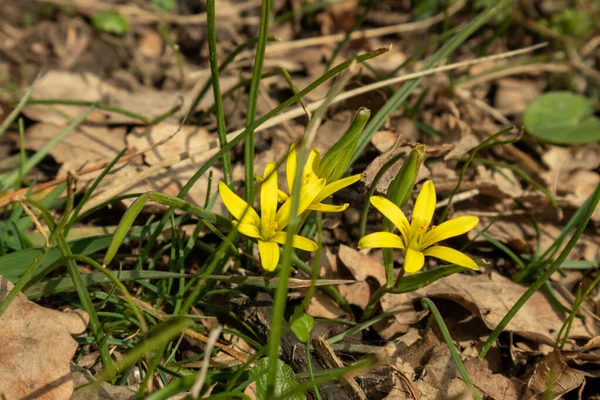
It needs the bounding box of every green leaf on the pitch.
[24,270,188,298]
[92,11,128,35]
[251,358,305,400]
[393,265,467,293]
[524,92,600,144]
[290,305,314,343]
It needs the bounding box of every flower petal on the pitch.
[236,223,261,238]
[314,174,361,204]
[272,232,318,251]
[423,246,479,270]
[304,148,321,181]
[358,232,405,249]
[421,216,479,249]
[258,240,280,271]
[275,178,325,230]
[286,144,297,193]
[219,181,260,226]
[278,189,289,203]
[369,196,410,241]
[411,180,436,233]
[309,203,349,212]
[404,248,425,273]
[261,162,278,226]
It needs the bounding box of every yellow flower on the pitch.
[280,146,361,212]
[219,162,322,271]
[358,180,479,274]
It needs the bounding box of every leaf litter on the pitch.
[1,0,600,398]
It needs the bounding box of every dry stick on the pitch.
[10,44,545,211]
[190,325,224,398]
[18,199,50,247]
[260,0,465,54]
[35,0,260,25]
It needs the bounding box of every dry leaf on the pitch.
[25,123,127,172]
[0,276,89,400]
[388,327,523,400]
[22,71,237,125]
[525,351,585,398]
[380,272,598,344]
[494,78,541,115]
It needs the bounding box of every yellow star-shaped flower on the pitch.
[358,180,479,273]
[279,146,361,212]
[219,162,323,271]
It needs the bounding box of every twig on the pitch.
[190,325,223,399]
[18,199,50,247]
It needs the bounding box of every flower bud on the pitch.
[318,107,370,181]
[386,144,424,208]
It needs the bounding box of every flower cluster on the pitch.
[219,146,360,271]
[220,145,479,275]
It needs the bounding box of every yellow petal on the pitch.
[278,189,289,203]
[286,144,297,193]
[219,181,260,226]
[261,162,278,226]
[309,203,349,212]
[272,232,318,251]
[423,246,479,270]
[314,174,361,204]
[370,196,410,241]
[404,248,425,273]
[411,180,436,233]
[304,148,321,180]
[275,178,325,230]
[258,240,280,271]
[421,216,479,249]
[358,232,405,249]
[236,223,261,239]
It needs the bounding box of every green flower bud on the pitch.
[386,144,424,208]
[318,107,370,181]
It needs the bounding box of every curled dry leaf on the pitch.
[0,276,89,400]
[386,327,524,400]
[525,351,586,398]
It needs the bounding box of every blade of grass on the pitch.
[479,182,600,357]
[0,75,38,137]
[350,0,512,165]
[206,0,233,186]
[421,298,481,400]
[23,198,114,368]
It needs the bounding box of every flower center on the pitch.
[260,216,279,240]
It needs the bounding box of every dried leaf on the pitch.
[0,276,89,400]
[380,272,598,344]
[525,351,585,398]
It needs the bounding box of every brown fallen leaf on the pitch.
[22,71,238,125]
[0,275,89,400]
[525,351,586,398]
[380,272,598,344]
[493,78,541,115]
[24,123,127,172]
[387,327,524,400]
